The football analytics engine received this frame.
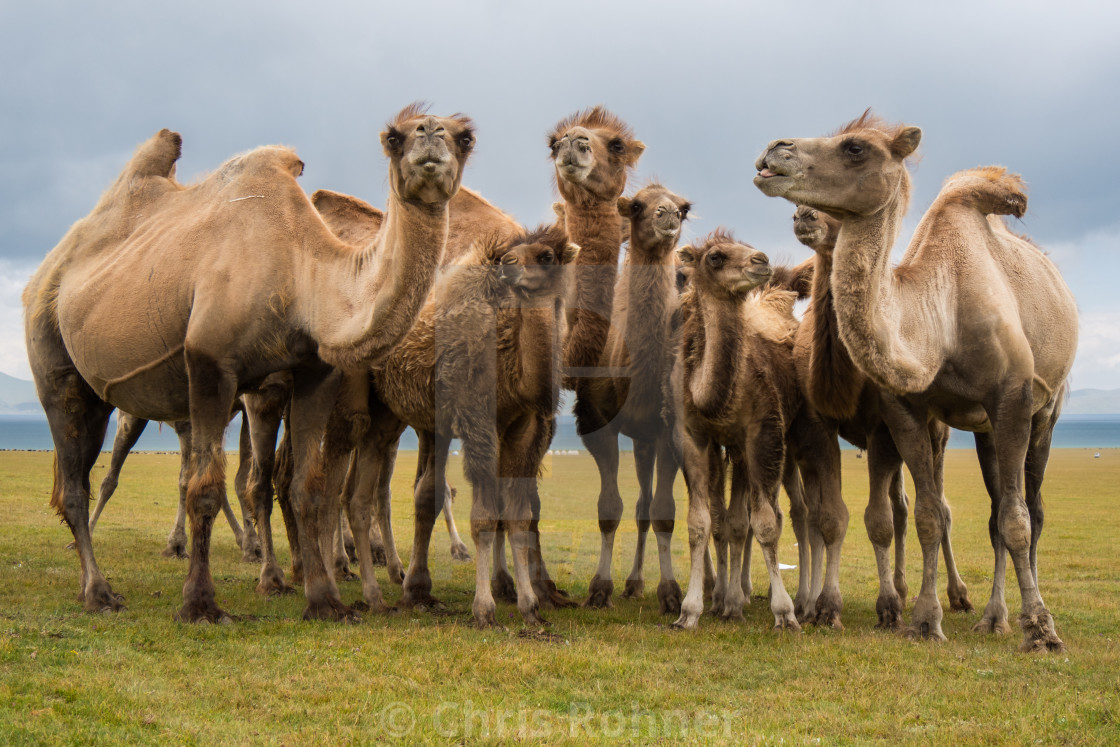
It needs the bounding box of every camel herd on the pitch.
[23,105,1077,653]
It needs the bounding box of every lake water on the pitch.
[1,413,1118,453]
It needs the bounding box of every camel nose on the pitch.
[755,140,795,170]
[751,253,770,266]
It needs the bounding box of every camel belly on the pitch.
[56,262,193,420]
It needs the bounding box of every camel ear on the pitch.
[677,245,696,267]
[628,140,646,164]
[562,242,581,264]
[616,197,631,218]
[891,127,922,158]
[551,201,566,221]
[380,128,404,156]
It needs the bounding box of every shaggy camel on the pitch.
[575,184,689,613]
[755,113,1077,650]
[792,206,973,628]
[86,411,260,562]
[344,225,577,626]
[24,104,474,621]
[669,232,840,631]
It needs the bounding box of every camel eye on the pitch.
[608,139,625,155]
[385,134,401,150]
[708,252,725,269]
[549,140,560,153]
[630,201,643,217]
[679,204,691,219]
[843,141,865,158]
[459,133,474,150]
[538,251,555,264]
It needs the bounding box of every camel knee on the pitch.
[913,502,943,547]
[816,502,848,544]
[750,501,781,546]
[998,501,1031,553]
[864,508,894,548]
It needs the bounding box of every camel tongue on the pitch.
[758,168,777,178]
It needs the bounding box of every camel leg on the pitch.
[707,444,729,616]
[522,416,574,610]
[174,352,240,624]
[650,435,682,615]
[287,366,356,622]
[881,397,945,641]
[443,485,472,562]
[888,467,909,604]
[672,432,713,630]
[928,422,971,613]
[163,421,192,559]
[747,423,800,633]
[32,337,121,612]
[86,412,148,538]
[782,458,812,622]
[721,453,749,621]
[988,386,1062,652]
[499,417,547,627]
[231,415,261,563]
[342,438,390,614]
[273,422,303,586]
[1026,403,1060,585]
[866,426,906,629]
[400,432,445,610]
[582,425,623,608]
[340,454,359,562]
[491,522,516,602]
[242,380,292,595]
[373,432,404,583]
[622,439,656,600]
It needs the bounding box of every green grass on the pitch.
[1,448,1118,744]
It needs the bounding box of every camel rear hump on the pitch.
[935,166,1027,218]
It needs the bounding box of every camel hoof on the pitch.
[621,578,644,599]
[65,540,77,551]
[584,575,614,609]
[450,543,472,562]
[472,603,499,629]
[671,611,700,631]
[876,592,904,630]
[81,583,126,614]
[949,591,975,613]
[334,565,357,583]
[720,608,746,622]
[491,570,518,604]
[813,589,844,630]
[301,600,360,623]
[401,592,446,613]
[905,620,947,642]
[972,616,1012,635]
[657,580,682,616]
[773,616,802,633]
[174,602,233,624]
[240,546,263,564]
[1019,611,1065,653]
[370,545,387,567]
[534,580,577,610]
[161,544,188,560]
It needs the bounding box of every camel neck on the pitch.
[830,184,935,394]
[622,244,676,383]
[687,290,744,420]
[563,200,623,371]
[314,191,448,370]
[803,248,865,420]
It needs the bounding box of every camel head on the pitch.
[754,110,920,219]
[549,106,644,206]
[792,205,841,254]
[497,224,580,298]
[673,250,693,293]
[381,103,475,206]
[678,230,771,299]
[618,184,691,259]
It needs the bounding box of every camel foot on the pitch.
[905,619,947,642]
[812,589,844,631]
[450,542,472,562]
[584,575,614,609]
[875,592,905,631]
[351,599,395,615]
[657,579,682,616]
[491,570,518,604]
[174,600,233,624]
[893,574,908,606]
[773,614,801,633]
[370,544,387,567]
[533,580,577,610]
[400,592,446,613]
[720,607,745,622]
[256,567,294,596]
[387,564,405,585]
[240,542,263,564]
[972,615,1013,635]
[620,578,644,599]
[671,608,701,630]
[472,601,499,629]
[1019,610,1065,653]
[161,542,188,560]
[949,586,975,613]
[301,598,360,623]
[65,540,77,551]
[520,605,550,629]
[80,581,126,613]
[793,596,812,624]
[333,562,357,583]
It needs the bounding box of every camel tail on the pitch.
[936,166,1027,218]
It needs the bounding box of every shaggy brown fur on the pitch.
[574,184,690,613]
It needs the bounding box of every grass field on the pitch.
[1,448,1118,744]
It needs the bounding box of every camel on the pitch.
[342,225,578,626]
[24,104,475,622]
[669,232,842,631]
[791,205,973,628]
[573,184,689,613]
[755,112,1077,650]
[85,410,261,562]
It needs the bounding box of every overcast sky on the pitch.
[2,0,1117,388]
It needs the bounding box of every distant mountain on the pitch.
[1065,388,1120,415]
[0,372,41,414]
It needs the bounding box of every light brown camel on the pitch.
[85,410,260,562]
[344,225,577,626]
[792,205,973,628]
[574,184,689,613]
[670,232,838,631]
[23,104,474,621]
[755,113,1077,650]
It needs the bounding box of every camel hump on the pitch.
[126,128,182,179]
[937,166,1027,218]
[769,257,814,300]
[312,189,385,241]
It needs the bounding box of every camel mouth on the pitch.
[753,171,793,196]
